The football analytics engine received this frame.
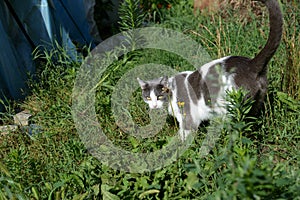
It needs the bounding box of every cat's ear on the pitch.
[137,78,147,89]
[160,76,168,86]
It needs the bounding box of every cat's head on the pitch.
[137,76,170,109]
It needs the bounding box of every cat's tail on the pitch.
[250,0,283,74]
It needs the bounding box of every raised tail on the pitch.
[251,0,283,74]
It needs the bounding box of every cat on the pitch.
[137,0,283,140]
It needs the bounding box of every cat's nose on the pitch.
[153,105,157,108]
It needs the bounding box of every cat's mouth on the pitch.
[149,104,164,109]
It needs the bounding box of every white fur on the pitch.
[147,90,164,109]
[193,96,212,123]
[200,56,230,77]
[168,83,180,117]
[168,58,234,141]
[213,74,236,114]
[168,89,187,141]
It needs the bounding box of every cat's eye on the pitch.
[157,95,164,100]
[146,96,151,100]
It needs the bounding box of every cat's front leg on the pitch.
[179,128,191,141]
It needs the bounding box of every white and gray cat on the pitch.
[138,0,283,140]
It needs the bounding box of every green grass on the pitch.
[1,0,299,199]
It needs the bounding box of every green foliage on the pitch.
[140,0,181,22]
[0,96,16,125]
[0,0,299,199]
[118,0,145,31]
